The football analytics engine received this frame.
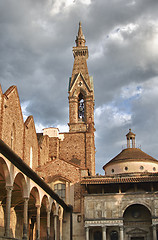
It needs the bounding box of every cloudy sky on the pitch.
[1,0,158,174]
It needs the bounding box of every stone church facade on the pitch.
[0,22,158,240]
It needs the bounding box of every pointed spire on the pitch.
[78,22,84,38]
[76,22,86,47]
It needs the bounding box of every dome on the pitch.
[103,129,158,175]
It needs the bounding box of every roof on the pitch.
[81,173,158,185]
[103,148,158,170]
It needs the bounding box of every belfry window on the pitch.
[78,93,84,121]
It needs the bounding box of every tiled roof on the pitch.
[103,148,158,170]
[81,173,158,185]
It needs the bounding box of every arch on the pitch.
[58,206,63,219]
[0,157,11,185]
[29,186,40,206]
[12,172,28,239]
[73,86,87,98]
[0,157,10,235]
[28,186,40,240]
[13,172,28,198]
[41,194,50,211]
[123,203,152,218]
[47,174,71,184]
[122,202,151,217]
[40,195,50,240]
[123,204,152,239]
[78,92,85,121]
[51,201,57,215]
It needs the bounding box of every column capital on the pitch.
[23,197,29,201]
[102,226,106,231]
[35,204,41,209]
[6,185,13,192]
[46,208,51,214]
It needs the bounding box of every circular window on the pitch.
[125,166,128,171]
[140,166,144,170]
[153,167,156,171]
[111,169,114,173]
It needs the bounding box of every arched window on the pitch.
[11,123,15,150]
[54,183,66,201]
[30,147,33,168]
[78,93,84,121]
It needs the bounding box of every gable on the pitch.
[127,227,148,235]
[2,86,24,158]
[69,72,91,93]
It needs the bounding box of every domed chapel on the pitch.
[0,23,158,240]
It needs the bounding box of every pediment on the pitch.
[69,72,91,93]
[126,227,148,235]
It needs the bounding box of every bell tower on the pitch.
[68,22,95,133]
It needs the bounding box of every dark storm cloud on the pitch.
[0,0,158,173]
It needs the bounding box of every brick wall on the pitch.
[24,116,39,169]
[2,86,24,159]
[59,132,86,168]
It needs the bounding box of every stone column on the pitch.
[54,215,58,240]
[36,204,40,240]
[86,227,89,240]
[120,226,124,240]
[102,226,106,240]
[47,209,51,240]
[4,186,13,237]
[153,225,157,240]
[59,217,63,240]
[22,197,29,240]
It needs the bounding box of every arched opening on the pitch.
[58,207,63,240]
[28,187,40,240]
[11,172,27,239]
[40,195,49,240]
[78,92,85,121]
[123,204,152,240]
[50,202,57,240]
[0,158,11,236]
